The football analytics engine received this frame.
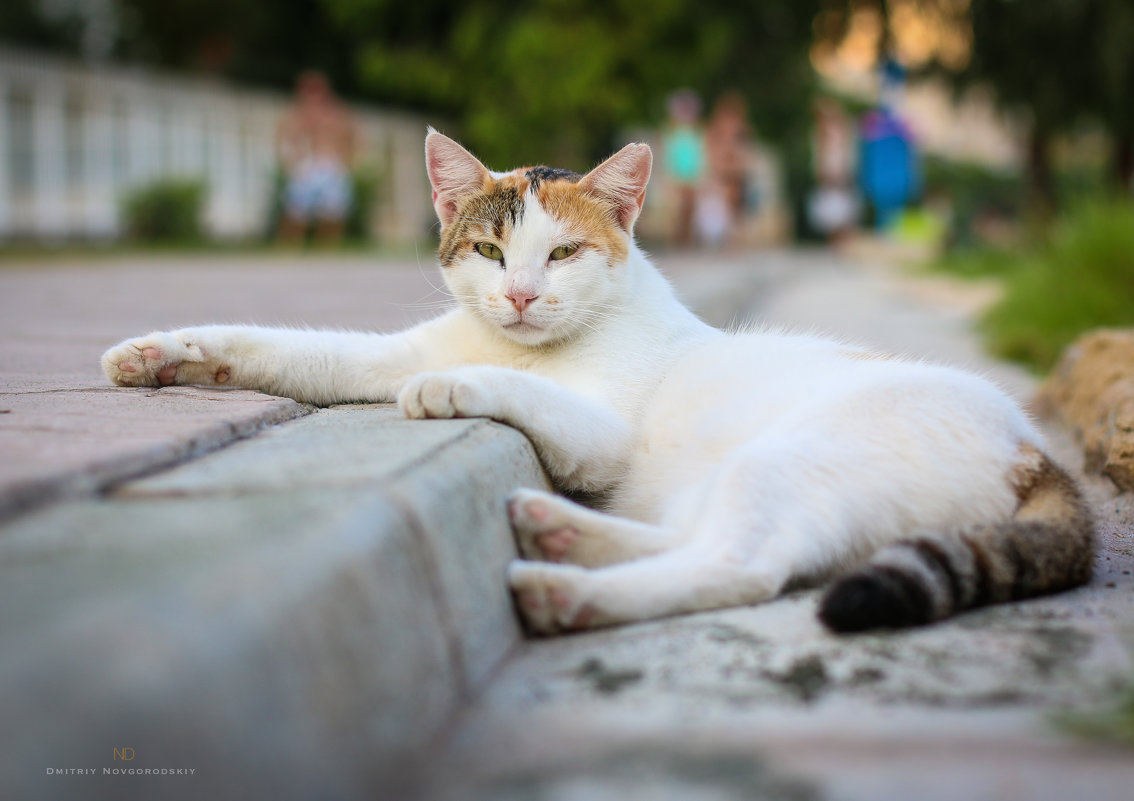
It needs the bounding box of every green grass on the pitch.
[931,245,1023,280]
[932,199,1134,372]
[1056,687,1134,748]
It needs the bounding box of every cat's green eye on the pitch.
[475,242,503,261]
[549,244,578,261]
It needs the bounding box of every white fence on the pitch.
[0,47,434,243]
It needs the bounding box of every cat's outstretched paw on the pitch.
[508,561,596,635]
[508,488,581,563]
[101,332,203,387]
[398,370,493,420]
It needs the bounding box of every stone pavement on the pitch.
[0,254,444,521]
[0,250,1131,800]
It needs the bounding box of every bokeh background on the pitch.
[1,0,1133,369]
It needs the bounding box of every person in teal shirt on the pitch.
[662,90,705,247]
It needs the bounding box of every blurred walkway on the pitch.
[660,248,1033,400]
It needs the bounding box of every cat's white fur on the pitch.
[102,134,1049,633]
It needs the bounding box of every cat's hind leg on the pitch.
[508,488,682,568]
[508,547,782,634]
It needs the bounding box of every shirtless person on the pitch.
[276,71,358,245]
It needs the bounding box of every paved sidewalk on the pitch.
[0,249,1131,800]
[0,254,448,520]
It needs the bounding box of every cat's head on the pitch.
[425,129,651,347]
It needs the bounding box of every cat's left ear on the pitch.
[579,143,652,232]
[425,128,490,228]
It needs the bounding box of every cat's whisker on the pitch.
[412,243,454,301]
[394,300,458,312]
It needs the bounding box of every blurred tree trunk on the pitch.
[1027,126,1056,219]
[1115,136,1134,193]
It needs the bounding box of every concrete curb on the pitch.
[0,406,549,800]
[0,386,310,523]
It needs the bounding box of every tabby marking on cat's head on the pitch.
[425,129,652,347]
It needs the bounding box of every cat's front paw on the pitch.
[508,561,596,634]
[101,332,203,387]
[398,370,494,420]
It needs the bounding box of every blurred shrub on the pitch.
[923,157,1023,249]
[1053,160,1109,205]
[932,245,1021,279]
[345,169,379,242]
[937,199,1134,371]
[122,179,206,243]
[926,157,1112,251]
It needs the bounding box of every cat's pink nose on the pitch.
[506,288,539,312]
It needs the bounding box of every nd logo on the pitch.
[113,747,135,761]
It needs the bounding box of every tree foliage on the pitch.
[4,0,821,167]
[962,1,1097,137]
[0,0,364,98]
[810,0,1134,203]
[111,0,364,96]
[944,0,1134,190]
[320,0,821,167]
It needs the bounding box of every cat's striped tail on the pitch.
[819,447,1095,633]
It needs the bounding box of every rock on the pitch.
[1036,329,1134,492]
[1105,398,1134,490]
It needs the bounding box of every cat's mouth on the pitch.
[504,320,544,331]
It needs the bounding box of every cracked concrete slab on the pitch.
[0,386,307,520]
[0,255,446,521]
[1,488,455,800]
[118,405,552,689]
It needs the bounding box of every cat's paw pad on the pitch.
[398,371,492,420]
[508,489,580,563]
[101,332,202,387]
[508,561,595,634]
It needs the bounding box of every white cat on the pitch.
[102,131,1094,634]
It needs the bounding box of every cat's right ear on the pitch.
[425,129,490,228]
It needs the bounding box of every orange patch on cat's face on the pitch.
[534,181,628,266]
[438,174,526,267]
[437,169,627,268]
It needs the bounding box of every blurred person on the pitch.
[276,71,358,246]
[661,89,705,247]
[694,185,731,247]
[858,106,919,231]
[703,92,752,241]
[808,98,859,243]
[859,58,920,231]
